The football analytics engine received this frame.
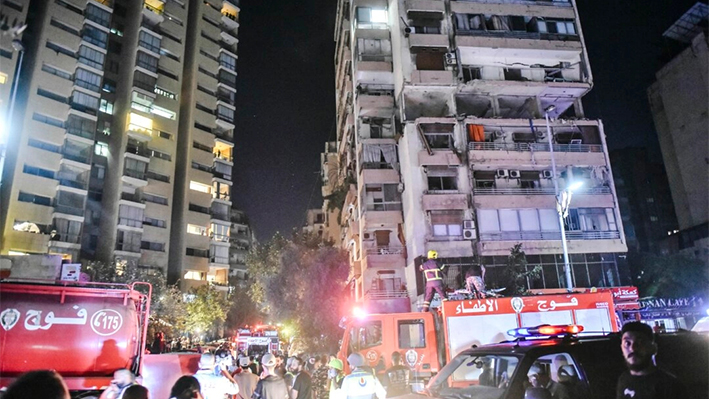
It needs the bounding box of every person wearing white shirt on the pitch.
[194,353,240,399]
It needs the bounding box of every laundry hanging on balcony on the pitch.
[467,124,485,142]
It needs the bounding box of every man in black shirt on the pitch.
[382,352,410,398]
[290,357,313,399]
[252,354,290,399]
[616,322,687,399]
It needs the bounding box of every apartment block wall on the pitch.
[327,0,628,311]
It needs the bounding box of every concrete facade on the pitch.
[324,0,628,312]
[0,0,242,292]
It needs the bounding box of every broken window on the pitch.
[356,38,392,61]
[364,184,402,211]
[361,144,398,170]
[420,123,455,149]
[426,166,458,192]
[356,7,388,29]
[455,94,493,118]
[416,51,446,71]
[473,171,496,188]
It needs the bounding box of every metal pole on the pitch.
[545,111,574,291]
[0,46,24,187]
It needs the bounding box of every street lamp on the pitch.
[544,105,577,292]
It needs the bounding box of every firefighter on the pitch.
[420,250,447,312]
[333,353,386,399]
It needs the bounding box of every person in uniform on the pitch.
[333,353,386,399]
[420,250,446,312]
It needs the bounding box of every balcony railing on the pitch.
[473,186,611,195]
[210,233,230,243]
[126,144,151,158]
[210,211,230,222]
[66,127,95,140]
[121,192,145,203]
[50,233,81,244]
[53,204,85,216]
[214,153,233,163]
[365,246,405,256]
[468,142,603,153]
[144,3,164,15]
[210,255,230,264]
[480,230,620,241]
[62,151,90,164]
[118,217,143,228]
[57,178,88,191]
[365,289,408,299]
[213,192,231,201]
[116,242,141,253]
[124,169,147,180]
[365,202,402,211]
[456,29,580,42]
[361,162,394,170]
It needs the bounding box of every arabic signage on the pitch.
[444,291,614,317]
[639,297,704,310]
[610,286,639,301]
[0,304,125,336]
[60,264,81,282]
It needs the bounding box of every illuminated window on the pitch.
[129,112,153,134]
[187,224,207,236]
[151,105,176,120]
[95,142,109,157]
[189,181,211,193]
[184,270,205,280]
[0,72,7,84]
[100,99,114,114]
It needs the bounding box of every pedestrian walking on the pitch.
[194,353,240,399]
[333,353,386,399]
[252,354,290,399]
[420,250,447,312]
[616,321,687,399]
[234,356,259,399]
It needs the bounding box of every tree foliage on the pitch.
[185,285,230,336]
[502,244,541,296]
[247,231,350,353]
[629,252,709,298]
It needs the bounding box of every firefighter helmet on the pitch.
[427,250,438,259]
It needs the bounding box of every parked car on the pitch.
[398,326,708,399]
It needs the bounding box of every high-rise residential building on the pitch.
[0,0,241,291]
[647,3,708,261]
[325,0,628,312]
[609,148,678,254]
[228,208,253,281]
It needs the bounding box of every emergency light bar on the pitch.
[507,324,584,338]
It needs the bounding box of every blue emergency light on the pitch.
[507,324,584,338]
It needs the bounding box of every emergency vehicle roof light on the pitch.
[353,307,368,319]
[507,324,584,338]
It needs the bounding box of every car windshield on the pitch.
[428,353,521,399]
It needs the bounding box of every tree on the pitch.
[247,231,350,353]
[184,285,230,338]
[630,252,709,298]
[501,244,541,296]
[226,278,263,331]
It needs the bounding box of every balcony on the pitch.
[61,150,91,165]
[122,168,149,188]
[126,142,151,159]
[210,255,230,265]
[121,192,145,204]
[142,1,165,25]
[56,176,88,192]
[49,233,81,245]
[53,204,85,217]
[473,186,611,195]
[479,230,620,241]
[210,210,230,222]
[422,193,468,210]
[410,70,455,85]
[362,290,410,314]
[408,33,449,50]
[118,217,143,229]
[468,142,602,153]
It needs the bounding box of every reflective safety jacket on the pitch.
[421,259,445,282]
[333,369,386,399]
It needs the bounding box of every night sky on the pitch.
[232,0,700,240]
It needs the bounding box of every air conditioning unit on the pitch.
[463,220,475,229]
[542,170,554,179]
[445,52,457,65]
[496,169,508,178]
[463,228,476,240]
[509,170,521,179]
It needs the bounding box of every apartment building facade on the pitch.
[0,0,241,291]
[325,0,628,312]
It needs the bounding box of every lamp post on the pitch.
[0,39,25,186]
[544,105,578,292]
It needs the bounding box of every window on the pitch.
[23,165,55,179]
[143,217,166,228]
[191,161,211,173]
[71,91,100,112]
[94,142,108,157]
[155,86,177,100]
[144,193,168,205]
[102,78,116,93]
[28,138,61,153]
[158,131,172,140]
[118,205,144,228]
[357,320,382,349]
[138,30,161,53]
[0,72,7,84]
[141,241,165,251]
[217,105,234,122]
[50,18,81,36]
[538,19,576,35]
[146,170,170,182]
[85,4,111,27]
[160,47,180,62]
[37,88,68,104]
[78,45,105,69]
[190,181,211,193]
[218,69,236,88]
[66,114,97,139]
[136,51,159,73]
[210,223,230,242]
[430,210,463,237]
[398,320,426,349]
[116,230,141,253]
[356,7,388,28]
[189,203,210,214]
[193,141,212,153]
[210,244,229,264]
[99,99,114,114]
[18,192,52,206]
[151,105,176,120]
[75,68,102,92]
[365,184,401,211]
[421,124,455,149]
[82,25,108,48]
[219,52,237,71]
[131,91,154,113]
[187,224,207,236]
[150,148,171,161]
[32,113,64,129]
[133,70,157,92]
[46,41,76,58]
[426,166,458,192]
[184,270,205,280]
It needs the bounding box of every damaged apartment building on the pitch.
[321,0,628,312]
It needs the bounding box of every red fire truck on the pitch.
[233,325,281,355]
[0,280,151,396]
[338,288,637,390]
